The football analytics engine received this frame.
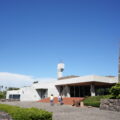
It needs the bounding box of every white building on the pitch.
[6,63,118,101]
[6,81,58,101]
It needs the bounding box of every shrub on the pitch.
[109,83,120,99]
[0,91,6,99]
[83,95,111,107]
[0,104,52,120]
[96,88,110,95]
[0,92,4,99]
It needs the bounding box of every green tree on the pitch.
[110,83,120,99]
[0,91,4,99]
[7,87,19,91]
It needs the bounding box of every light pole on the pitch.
[118,45,120,83]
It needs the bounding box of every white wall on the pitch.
[6,90,21,99]
[32,82,59,97]
[20,86,40,101]
[6,81,59,101]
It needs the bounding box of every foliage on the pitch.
[0,92,4,99]
[0,91,6,99]
[7,87,19,91]
[96,88,110,95]
[0,104,52,120]
[83,95,111,107]
[109,83,120,99]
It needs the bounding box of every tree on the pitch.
[110,83,120,99]
[7,87,19,91]
[0,91,5,99]
[0,85,3,91]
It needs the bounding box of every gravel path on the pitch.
[0,101,120,120]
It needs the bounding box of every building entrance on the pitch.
[36,89,48,99]
[70,85,90,97]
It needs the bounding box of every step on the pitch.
[38,97,84,105]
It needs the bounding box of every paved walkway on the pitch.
[0,101,120,120]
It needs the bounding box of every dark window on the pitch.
[70,85,90,97]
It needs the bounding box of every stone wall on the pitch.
[100,99,120,112]
[0,111,12,120]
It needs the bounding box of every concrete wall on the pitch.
[20,87,40,101]
[6,90,21,99]
[6,87,40,101]
[6,81,59,101]
[32,82,59,97]
[100,99,120,112]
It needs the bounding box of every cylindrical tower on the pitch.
[57,63,65,79]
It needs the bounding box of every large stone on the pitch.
[100,99,120,112]
[0,111,12,120]
[116,106,120,112]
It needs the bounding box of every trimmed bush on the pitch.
[109,83,120,99]
[0,104,52,120]
[83,95,111,107]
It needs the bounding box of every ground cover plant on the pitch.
[83,95,111,107]
[0,104,52,120]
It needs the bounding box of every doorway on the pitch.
[36,89,48,99]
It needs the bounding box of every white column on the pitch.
[63,86,70,97]
[66,86,70,97]
[90,84,95,96]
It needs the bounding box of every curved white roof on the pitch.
[55,75,118,86]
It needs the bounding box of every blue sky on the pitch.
[0,0,120,87]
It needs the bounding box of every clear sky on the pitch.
[0,0,120,87]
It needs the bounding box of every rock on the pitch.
[100,99,120,112]
[0,111,12,120]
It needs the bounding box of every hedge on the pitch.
[0,104,52,120]
[83,95,111,107]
